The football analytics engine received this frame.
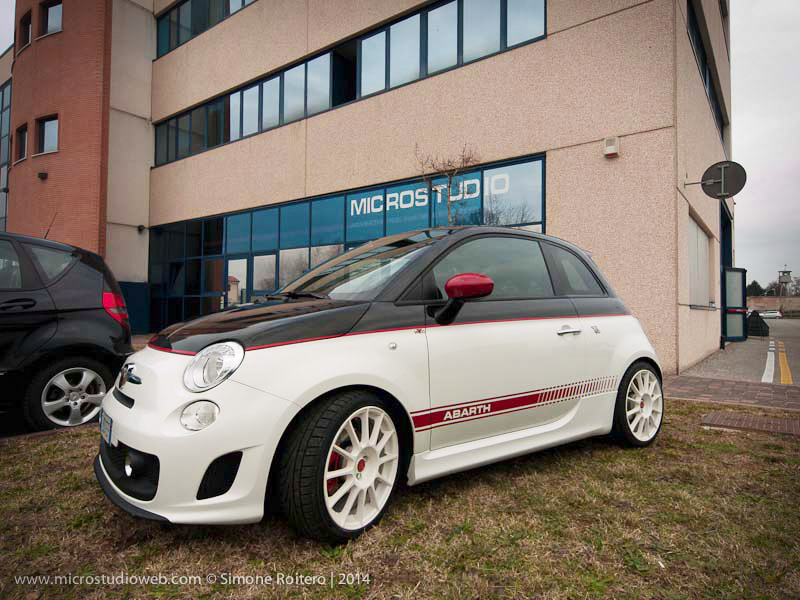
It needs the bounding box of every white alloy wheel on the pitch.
[625,369,663,442]
[40,367,107,427]
[323,406,399,531]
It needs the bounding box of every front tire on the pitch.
[23,357,113,431]
[277,390,401,543]
[611,361,664,447]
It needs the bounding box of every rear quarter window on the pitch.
[26,244,75,282]
[543,243,605,296]
[0,240,22,289]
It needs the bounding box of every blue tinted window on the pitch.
[226,212,251,254]
[252,208,279,251]
[311,196,345,245]
[283,65,305,123]
[507,0,545,46]
[157,15,170,56]
[307,54,331,116]
[346,188,384,241]
[360,31,386,96]
[390,15,420,88]
[262,77,280,130]
[427,1,457,74]
[482,160,543,225]
[386,182,429,234]
[463,0,501,62]
[228,92,241,141]
[432,171,482,227]
[242,84,259,137]
[280,202,310,248]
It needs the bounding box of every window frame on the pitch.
[40,1,63,37]
[15,124,27,162]
[18,11,32,51]
[35,115,59,155]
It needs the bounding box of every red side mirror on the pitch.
[444,273,494,300]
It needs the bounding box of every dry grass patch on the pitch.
[0,400,798,599]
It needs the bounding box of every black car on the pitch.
[0,232,133,430]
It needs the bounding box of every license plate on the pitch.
[100,411,113,445]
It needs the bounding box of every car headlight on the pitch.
[180,400,219,431]
[183,341,245,392]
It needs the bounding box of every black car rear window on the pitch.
[26,244,75,282]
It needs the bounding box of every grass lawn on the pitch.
[0,400,798,599]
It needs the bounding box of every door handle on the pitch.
[557,326,581,336]
[0,298,36,311]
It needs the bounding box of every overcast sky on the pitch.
[0,0,796,286]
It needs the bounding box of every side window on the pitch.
[430,236,553,300]
[544,244,604,296]
[0,240,22,289]
[26,244,74,282]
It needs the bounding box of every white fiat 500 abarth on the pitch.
[95,227,664,542]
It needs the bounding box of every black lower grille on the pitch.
[197,452,243,500]
[100,439,159,501]
[113,388,135,408]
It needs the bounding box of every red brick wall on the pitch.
[7,0,112,255]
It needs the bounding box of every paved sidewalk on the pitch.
[664,374,800,411]
[701,411,800,436]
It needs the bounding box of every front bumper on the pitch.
[94,347,298,525]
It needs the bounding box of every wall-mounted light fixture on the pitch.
[37,172,48,180]
[137,224,146,233]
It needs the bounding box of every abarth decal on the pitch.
[412,376,618,432]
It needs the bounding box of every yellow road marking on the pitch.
[778,350,793,385]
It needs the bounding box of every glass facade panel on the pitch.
[148,155,545,328]
[427,1,457,73]
[346,188,385,241]
[203,217,224,255]
[482,161,542,225]
[207,98,224,147]
[390,15,420,87]
[307,54,331,116]
[507,0,545,46]
[177,114,191,158]
[360,31,386,96]
[190,106,205,154]
[252,208,279,251]
[311,245,344,268]
[178,2,192,44]
[253,254,276,292]
[279,248,309,287]
[157,15,169,56]
[386,182,429,234]
[261,77,280,130]
[167,119,177,159]
[283,65,305,123]
[280,202,310,248]
[186,221,202,256]
[311,196,345,245]
[242,84,259,136]
[228,92,241,141]
[432,171,482,227]
[203,257,224,293]
[463,0,501,62]
[226,258,248,306]
[226,212,251,254]
[191,0,209,35]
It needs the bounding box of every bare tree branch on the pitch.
[415,143,480,226]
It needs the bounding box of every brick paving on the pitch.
[664,375,800,412]
[701,411,800,436]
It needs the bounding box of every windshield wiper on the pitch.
[267,291,328,300]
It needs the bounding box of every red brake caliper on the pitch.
[327,452,343,495]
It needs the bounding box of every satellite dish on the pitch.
[700,161,746,199]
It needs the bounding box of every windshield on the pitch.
[280,230,447,301]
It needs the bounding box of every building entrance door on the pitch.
[723,267,747,341]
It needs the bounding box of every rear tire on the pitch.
[23,357,114,431]
[277,390,402,543]
[611,361,664,447]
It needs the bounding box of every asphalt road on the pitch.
[684,318,799,384]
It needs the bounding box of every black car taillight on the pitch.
[103,289,129,325]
